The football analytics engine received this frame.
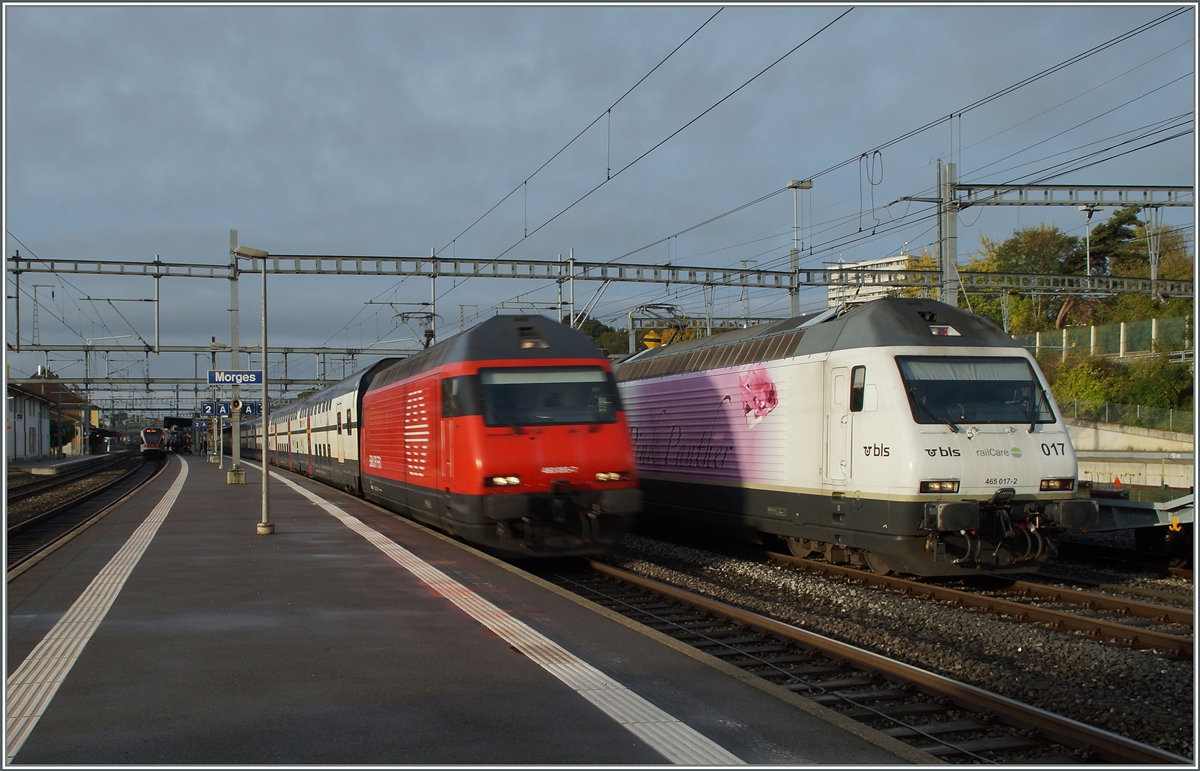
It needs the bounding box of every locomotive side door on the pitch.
[823,366,850,484]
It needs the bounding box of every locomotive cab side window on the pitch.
[337,412,342,435]
[849,366,866,412]
[896,356,1055,425]
[441,376,482,418]
[346,408,352,435]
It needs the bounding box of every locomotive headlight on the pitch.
[1040,477,1075,491]
[920,480,960,493]
[595,471,628,482]
[486,475,521,487]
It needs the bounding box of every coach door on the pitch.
[306,413,313,476]
[823,366,850,485]
[336,409,346,464]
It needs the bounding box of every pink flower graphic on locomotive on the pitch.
[738,364,778,427]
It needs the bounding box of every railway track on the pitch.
[763,552,1193,659]
[6,456,166,577]
[6,452,136,505]
[549,561,1190,765]
[1037,568,1194,604]
[1058,539,1193,576]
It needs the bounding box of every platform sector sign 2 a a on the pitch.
[201,401,261,416]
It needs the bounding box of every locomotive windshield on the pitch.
[896,356,1055,426]
[476,366,621,427]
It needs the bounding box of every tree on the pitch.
[974,223,1084,276]
[1039,354,1193,411]
[962,224,1084,333]
[1086,205,1143,277]
[49,417,77,450]
[901,251,938,299]
[1087,210,1194,326]
[961,209,1194,331]
[577,318,629,355]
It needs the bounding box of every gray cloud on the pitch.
[6,4,1194,394]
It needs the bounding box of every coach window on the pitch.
[337,412,342,435]
[850,366,866,412]
[347,408,353,435]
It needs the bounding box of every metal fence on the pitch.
[1015,315,1191,360]
[1063,399,1194,435]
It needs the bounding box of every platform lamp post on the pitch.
[787,180,813,318]
[234,245,273,535]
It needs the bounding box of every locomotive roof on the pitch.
[368,314,607,391]
[617,298,1020,383]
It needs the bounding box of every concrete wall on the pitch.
[1066,418,1194,489]
[1066,418,1194,453]
[1076,456,1193,489]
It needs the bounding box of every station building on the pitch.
[6,369,91,461]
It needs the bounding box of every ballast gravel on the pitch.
[608,533,1194,761]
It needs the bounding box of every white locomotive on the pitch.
[616,297,1099,576]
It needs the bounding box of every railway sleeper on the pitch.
[711,644,794,659]
[756,662,851,677]
[920,735,1046,756]
[840,702,947,719]
[690,635,766,649]
[810,688,911,705]
[882,718,990,738]
[645,617,725,629]
[783,675,881,693]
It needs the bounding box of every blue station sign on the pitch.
[201,400,261,416]
[207,370,263,386]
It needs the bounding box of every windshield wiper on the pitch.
[1027,388,1049,434]
[911,388,960,433]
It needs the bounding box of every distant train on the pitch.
[140,426,166,458]
[239,315,641,557]
[615,297,1099,577]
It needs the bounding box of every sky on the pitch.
[3,3,1196,411]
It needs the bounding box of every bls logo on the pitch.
[925,446,962,457]
[862,444,890,457]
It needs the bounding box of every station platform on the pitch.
[6,455,924,765]
[7,452,127,476]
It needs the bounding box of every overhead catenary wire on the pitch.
[432,7,856,310]
[322,8,727,346]
[438,7,726,256]
[431,7,1189,329]
[481,8,856,262]
[5,231,113,349]
[803,6,1190,185]
[958,45,1194,178]
[570,6,1194,296]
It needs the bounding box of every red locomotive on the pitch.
[240,315,640,557]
